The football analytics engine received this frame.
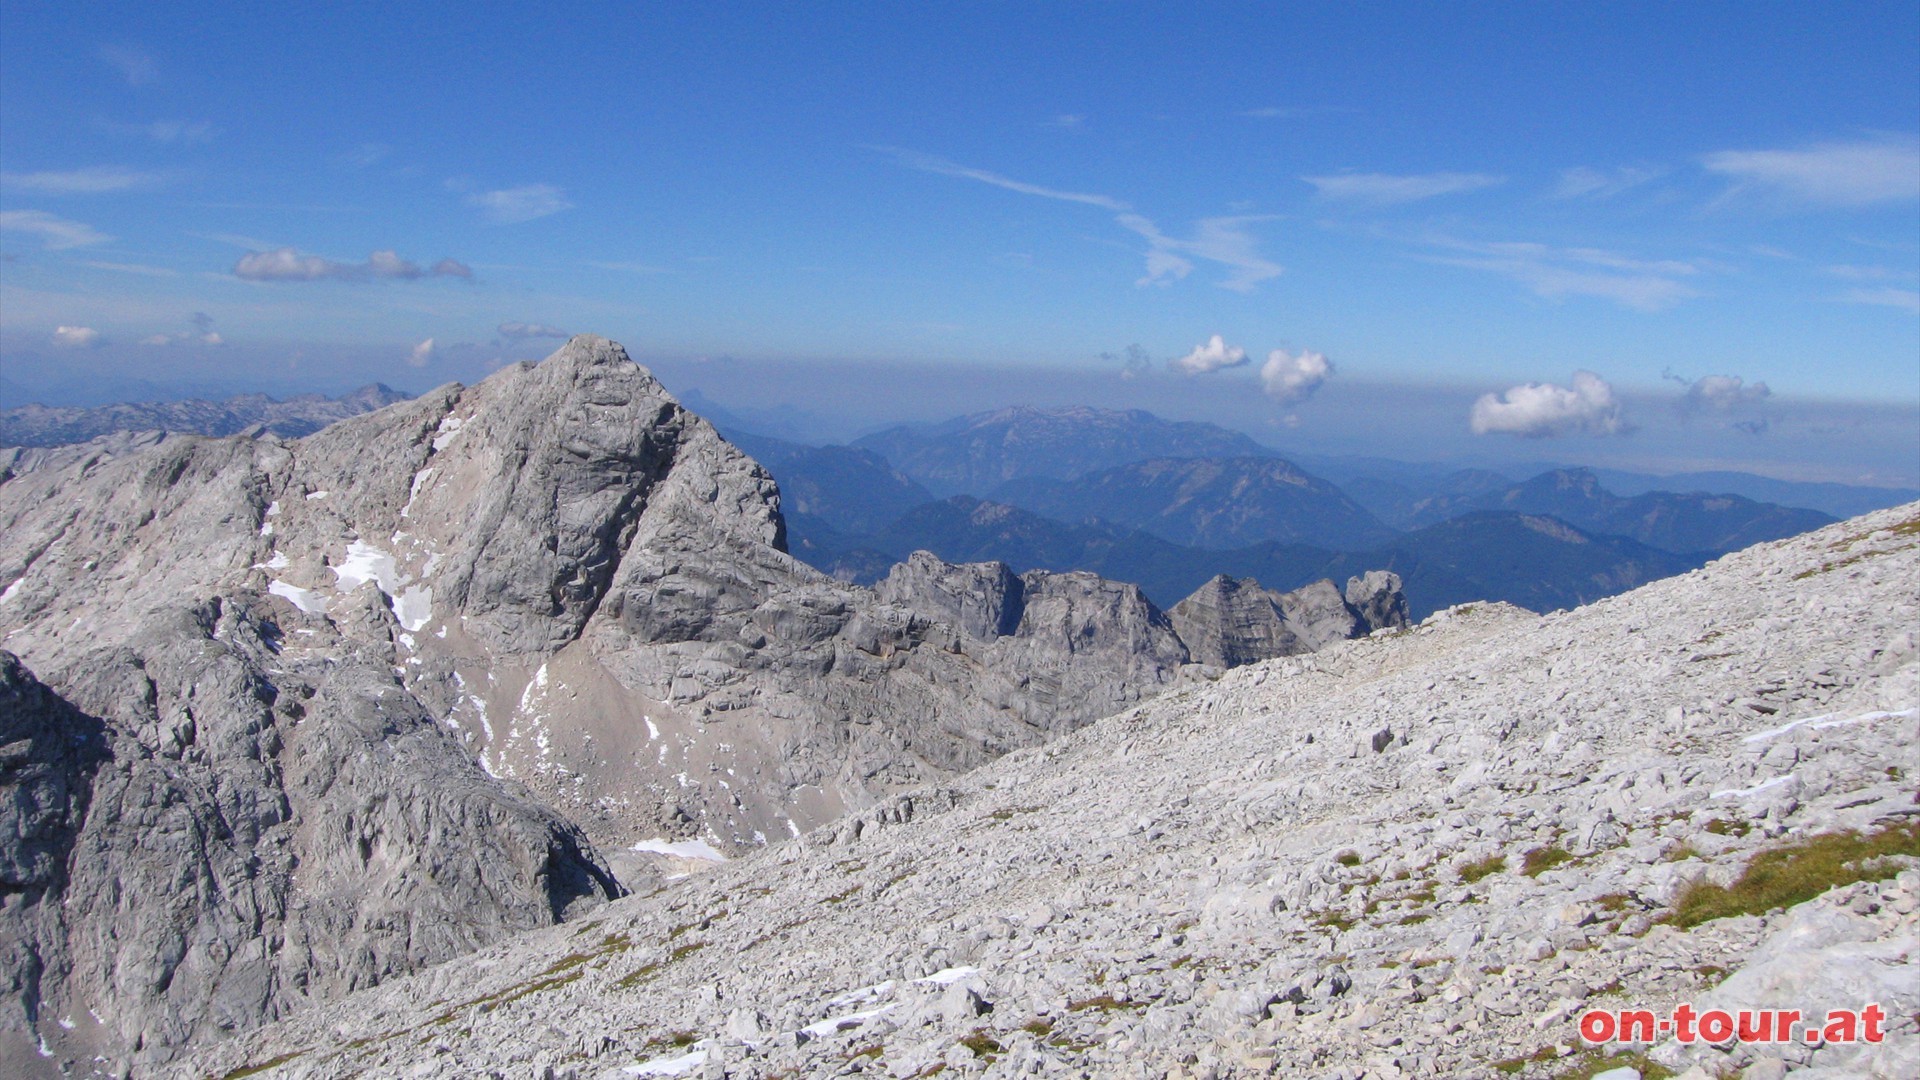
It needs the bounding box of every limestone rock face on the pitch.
[1168,571,1409,668]
[0,337,1204,1066]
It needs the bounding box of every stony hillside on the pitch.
[183,502,1920,1080]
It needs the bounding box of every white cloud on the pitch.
[1552,165,1661,200]
[1302,171,1505,204]
[1703,137,1920,208]
[0,209,111,249]
[1421,236,1701,312]
[887,150,1281,291]
[879,148,1130,211]
[1,166,165,194]
[233,248,471,282]
[410,338,436,367]
[1261,349,1333,403]
[1119,214,1283,292]
[96,44,155,86]
[1840,286,1920,314]
[1169,334,1248,376]
[1470,371,1627,438]
[52,325,102,349]
[80,260,178,277]
[467,183,573,223]
[499,321,569,340]
[341,143,391,169]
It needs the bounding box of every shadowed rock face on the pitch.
[0,337,1212,1067]
[1168,571,1410,669]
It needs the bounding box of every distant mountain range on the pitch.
[729,405,1889,620]
[852,405,1282,496]
[0,384,411,446]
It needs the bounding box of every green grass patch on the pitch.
[1457,853,1505,884]
[1522,845,1576,877]
[958,1029,1003,1057]
[822,883,861,904]
[642,1030,701,1051]
[1703,817,1751,837]
[1335,851,1362,867]
[1550,1049,1677,1080]
[1665,821,1920,928]
[1021,1018,1054,1036]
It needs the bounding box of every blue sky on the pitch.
[2,2,1916,481]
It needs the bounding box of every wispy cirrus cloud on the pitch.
[883,148,1283,292]
[1839,287,1920,314]
[0,209,111,249]
[1302,171,1505,204]
[1418,235,1703,312]
[878,148,1130,211]
[1703,136,1920,208]
[96,44,156,86]
[1117,214,1283,292]
[1552,165,1662,200]
[1,166,165,194]
[96,118,216,144]
[498,321,569,340]
[467,183,574,224]
[233,247,473,282]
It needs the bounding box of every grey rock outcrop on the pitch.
[0,336,1206,1067]
[1168,571,1409,668]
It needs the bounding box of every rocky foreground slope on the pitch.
[184,503,1919,1080]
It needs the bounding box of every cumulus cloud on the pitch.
[409,338,436,367]
[1470,371,1627,438]
[468,183,573,223]
[1102,344,1152,381]
[141,312,223,346]
[499,321,569,340]
[0,209,111,249]
[52,326,103,349]
[233,247,471,282]
[1703,137,1920,208]
[1683,374,1771,412]
[1,166,165,194]
[1169,335,1248,375]
[1302,171,1505,204]
[1261,349,1333,403]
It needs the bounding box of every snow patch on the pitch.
[333,541,401,594]
[916,966,980,985]
[268,580,328,615]
[799,1003,895,1038]
[304,490,328,500]
[0,579,22,604]
[431,414,467,452]
[630,838,729,862]
[394,585,432,632]
[645,716,660,741]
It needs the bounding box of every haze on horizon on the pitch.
[2,2,1916,486]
